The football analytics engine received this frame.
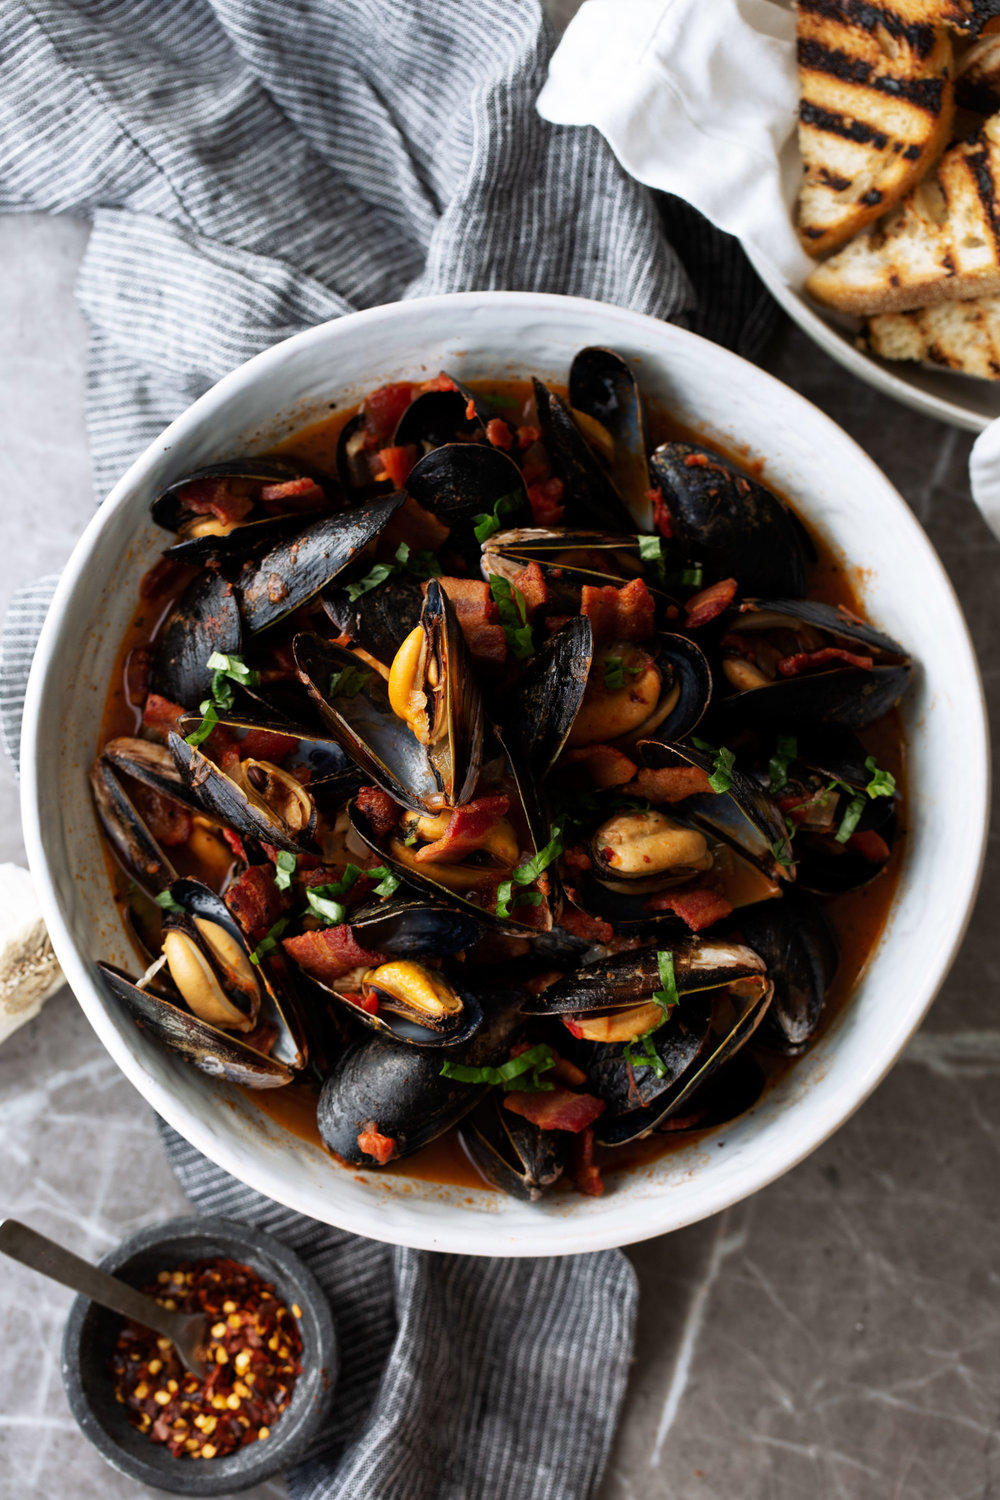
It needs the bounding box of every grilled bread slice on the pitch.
[863,295,1000,374]
[806,115,1000,312]
[796,1,955,257]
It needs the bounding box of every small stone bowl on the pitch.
[61,1214,338,1495]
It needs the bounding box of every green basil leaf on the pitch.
[768,734,798,794]
[835,794,866,845]
[367,865,402,898]
[273,851,297,892]
[489,574,534,661]
[652,949,679,1012]
[864,756,896,799]
[184,700,220,747]
[623,1029,669,1080]
[346,561,395,601]
[439,1043,556,1092]
[708,745,736,795]
[305,890,348,925]
[603,655,625,691]
[250,915,291,966]
[154,890,183,913]
[328,665,371,699]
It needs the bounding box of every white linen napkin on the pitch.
[538,0,1000,539]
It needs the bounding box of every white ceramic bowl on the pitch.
[21,291,989,1256]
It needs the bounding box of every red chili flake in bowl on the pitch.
[109,1257,304,1460]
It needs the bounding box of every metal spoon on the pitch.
[0,1218,210,1377]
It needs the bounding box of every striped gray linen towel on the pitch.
[0,1,774,1494]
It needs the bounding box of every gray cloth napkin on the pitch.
[0,1,775,1494]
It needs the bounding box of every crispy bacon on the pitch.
[355,785,399,839]
[361,382,413,443]
[508,562,548,620]
[225,864,288,940]
[240,729,298,763]
[259,477,324,507]
[626,765,713,803]
[504,1087,605,1133]
[563,744,637,789]
[685,577,738,629]
[142,693,186,739]
[486,418,513,450]
[132,785,192,848]
[527,477,565,526]
[436,576,507,664]
[357,1125,398,1165]
[848,829,891,862]
[559,906,614,945]
[414,794,510,864]
[221,827,248,864]
[580,577,655,644]
[176,476,254,524]
[572,1127,604,1197]
[282,925,389,985]
[645,886,732,931]
[777,647,874,677]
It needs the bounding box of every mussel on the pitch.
[168,732,319,855]
[405,442,529,542]
[151,459,327,564]
[89,756,179,897]
[532,379,635,532]
[568,347,652,529]
[460,1095,570,1201]
[322,960,483,1048]
[737,891,839,1052]
[563,633,711,751]
[153,569,242,706]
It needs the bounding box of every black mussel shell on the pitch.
[89,758,178,897]
[393,383,483,448]
[328,973,484,1050]
[152,569,242,705]
[349,899,483,957]
[152,460,330,565]
[568,347,652,529]
[523,937,769,1018]
[238,492,405,633]
[776,728,898,893]
[648,443,807,597]
[533,379,635,532]
[100,737,207,814]
[168,732,319,855]
[501,616,593,782]
[480,527,682,621]
[737,891,839,1052]
[460,1095,569,1201]
[405,442,529,540]
[566,632,712,751]
[151,459,311,532]
[322,572,425,660]
[654,1050,767,1133]
[316,989,524,1164]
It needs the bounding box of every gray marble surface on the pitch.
[1,207,999,1500]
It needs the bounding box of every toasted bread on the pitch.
[956,33,1000,112]
[863,294,1000,373]
[806,115,1000,312]
[796,1,955,257]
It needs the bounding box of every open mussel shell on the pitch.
[152,460,327,565]
[89,757,178,897]
[639,740,792,883]
[502,616,593,782]
[316,989,525,1164]
[100,736,207,813]
[460,1094,569,1202]
[393,382,484,449]
[238,491,405,633]
[777,729,897,893]
[481,528,680,618]
[563,632,711,757]
[326,963,484,1050]
[653,1050,767,1133]
[523,937,768,1019]
[322,572,425,661]
[737,890,839,1053]
[405,442,529,541]
[648,442,807,597]
[532,379,635,532]
[715,598,912,729]
[295,579,484,813]
[152,569,243,706]
[568,347,652,530]
[348,898,483,957]
[168,732,319,855]
[151,459,317,532]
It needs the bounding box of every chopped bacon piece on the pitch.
[649,487,673,539]
[282,925,389,985]
[509,562,548,620]
[225,864,288,940]
[362,382,414,443]
[139,556,188,600]
[563,744,637,789]
[414,794,510,864]
[559,906,614,945]
[572,1127,604,1197]
[777,647,874,677]
[132,786,192,848]
[221,827,248,864]
[259,477,325,507]
[436,576,507,664]
[645,886,733,931]
[562,845,592,872]
[527,477,565,526]
[176,477,254,524]
[848,829,891,862]
[486,418,513,450]
[142,693,186,739]
[626,765,713,803]
[580,576,655,644]
[375,445,416,487]
[685,577,738,629]
[357,1125,398,1165]
[504,1087,605,1132]
[355,785,399,839]
[240,729,298,763]
[517,424,541,449]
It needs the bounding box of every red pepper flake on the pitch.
[109,1258,303,1461]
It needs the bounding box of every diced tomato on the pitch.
[221,827,248,864]
[414,795,510,864]
[355,785,399,839]
[418,373,459,394]
[626,765,713,803]
[176,477,254,524]
[777,647,874,677]
[848,828,891,862]
[362,382,414,443]
[517,424,541,450]
[141,693,186,740]
[240,729,298,763]
[486,418,513,450]
[504,1086,605,1132]
[580,577,655,644]
[282,925,389,985]
[527,477,565,526]
[342,990,380,1015]
[465,397,477,421]
[225,864,288,940]
[645,886,733,931]
[684,577,738,629]
[132,786,192,848]
[357,1126,397,1165]
[649,487,673,539]
[375,445,416,487]
[559,906,614,944]
[563,1017,585,1039]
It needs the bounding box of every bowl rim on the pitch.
[20,289,992,1255]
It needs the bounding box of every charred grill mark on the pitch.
[819,167,854,191]
[941,251,956,275]
[860,188,884,204]
[903,143,923,160]
[796,0,938,57]
[965,142,1000,255]
[797,39,946,112]
[800,100,889,150]
[802,226,826,239]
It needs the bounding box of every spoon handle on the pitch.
[0,1218,181,1336]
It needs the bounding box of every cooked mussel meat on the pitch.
[168,732,319,855]
[565,634,710,750]
[151,459,327,563]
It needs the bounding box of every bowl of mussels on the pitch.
[19,291,989,1254]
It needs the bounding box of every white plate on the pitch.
[19,291,990,1255]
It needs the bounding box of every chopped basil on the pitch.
[472,490,523,545]
[345,541,441,602]
[488,575,534,661]
[495,826,563,919]
[768,735,798,794]
[620,952,679,1079]
[273,850,297,892]
[638,533,668,587]
[707,745,735,795]
[603,655,625,691]
[304,864,364,925]
[623,1029,668,1080]
[770,834,796,870]
[403,831,419,847]
[864,756,896,799]
[367,865,402,898]
[185,700,220,747]
[835,794,866,844]
[250,915,290,966]
[328,664,371,699]
[185,651,259,747]
[652,949,679,1011]
[440,1042,556,1092]
[674,566,704,590]
[154,889,183,913]
[485,392,520,409]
